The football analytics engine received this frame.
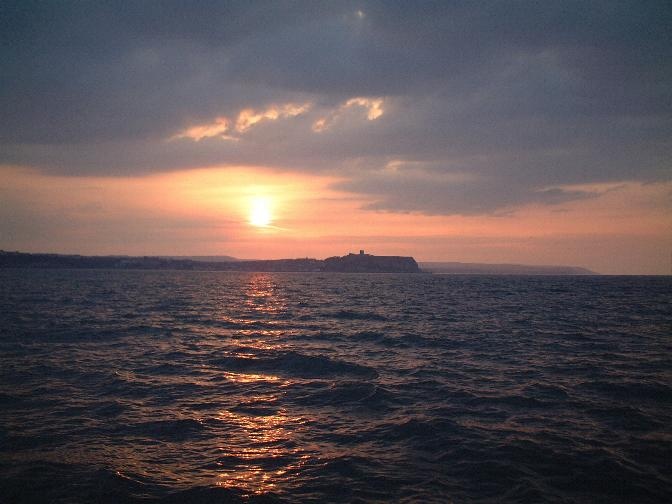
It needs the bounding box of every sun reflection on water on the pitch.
[215,406,312,495]
[212,274,312,496]
[243,274,288,317]
[220,371,282,383]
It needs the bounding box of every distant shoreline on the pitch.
[0,250,421,274]
[0,250,599,275]
[420,261,596,276]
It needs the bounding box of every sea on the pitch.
[0,269,670,503]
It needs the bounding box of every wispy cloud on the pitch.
[313,97,384,132]
[173,117,233,142]
[173,102,311,141]
[236,103,311,133]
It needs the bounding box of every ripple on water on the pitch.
[212,350,379,380]
[0,270,671,503]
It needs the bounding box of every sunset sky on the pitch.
[1,1,670,274]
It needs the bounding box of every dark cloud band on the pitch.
[1,0,670,214]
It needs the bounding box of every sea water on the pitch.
[1,270,670,503]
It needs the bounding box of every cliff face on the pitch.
[323,253,420,273]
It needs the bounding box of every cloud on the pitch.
[173,117,233,142]
[1,1,671,215]
[235,102,311,133]
[173,102,311,141]
[313,97,384,132]
[332,161,598,215]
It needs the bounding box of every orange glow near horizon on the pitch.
[0,164,670,274]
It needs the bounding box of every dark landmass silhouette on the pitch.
[0,251,596,275]
[324,253,419,273]
[421,261,595,275]
[0,250,420,273]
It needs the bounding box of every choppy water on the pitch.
[1,270,671,503]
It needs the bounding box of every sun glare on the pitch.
[249,197,272,227]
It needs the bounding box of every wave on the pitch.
[213,350,378,379]
[2,270,670,503]
[328,309,389,321]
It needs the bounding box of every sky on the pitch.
[1,1,671,274]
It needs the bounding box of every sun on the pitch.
[249,197,272,227]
